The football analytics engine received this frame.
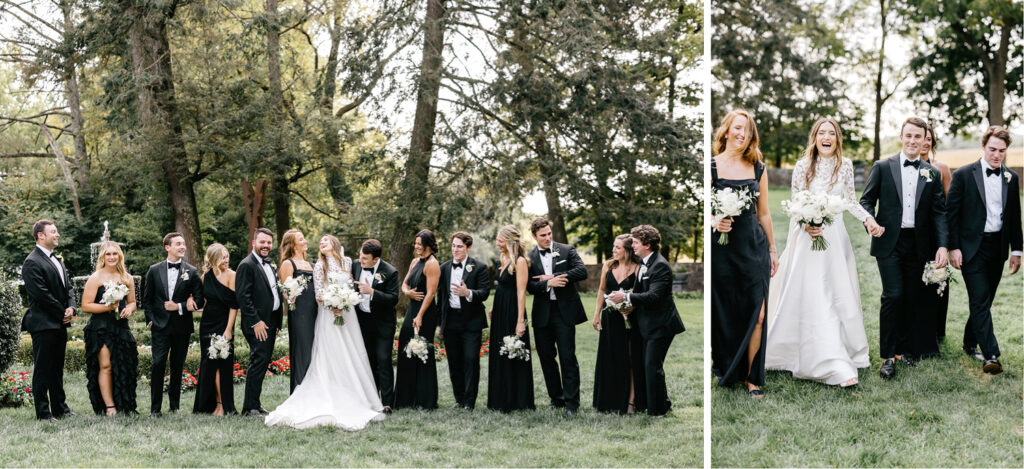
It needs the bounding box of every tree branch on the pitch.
[289,189,340,220]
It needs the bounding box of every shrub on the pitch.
[0,370,32,407]
[0,273,23,372]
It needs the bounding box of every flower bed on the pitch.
[1,370,32,407]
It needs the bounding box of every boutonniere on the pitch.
[919,168,933,182]
[374,273,384,282]
[55,254,64,263]
[465,264,474,272]
[551,247,561,258]
[638,265,648,278]
[1005,171,1013,184]
[180,270,189,281]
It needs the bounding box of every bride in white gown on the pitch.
[265,235,385,430]
[765,118,882,387]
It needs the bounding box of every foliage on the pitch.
[0,370,31,408]
[0,273,22,372]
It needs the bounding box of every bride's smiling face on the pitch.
[725,115,748,151]
[815,122,838,157]
[319,236,331,255]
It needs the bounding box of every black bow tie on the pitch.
[49,252,57,259]
[261,258,272,266]
[986,168,1000,177]
[539,248,551,255]
[452,262,463,270]
[903,159,920,169]
[168,262,181,270]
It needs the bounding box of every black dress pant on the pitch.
[358,313,395,407]
[150,330,190,413]
[443,318,482,408]
[643,333,674,416]
[962,235,1005,359]
[242,326,277,411]
[30,328,70,420]
[876,229,927,359]
[534,303,580,411]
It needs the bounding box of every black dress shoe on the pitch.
[149,412,162,418]
[257,407,269,415]
[896,356,917,368]
[963,346,985,361]
[382,406,392,415]
[564,409,577,418]
[983,358,1003,375]
[748,389,765,399]
[243,409,263,417]
[879,359,896,379]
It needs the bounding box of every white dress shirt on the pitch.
[36,244,65,286]
[167,259,183,315]
[899,152,921,228]
[981,158,1004,233]
[448,257,473,309]
[253,251,281,311]
[540,248,556,300]
[627,252,656,304]
[358,259,379,313]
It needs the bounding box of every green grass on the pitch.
[0,293,701,467]
[711,187,1024,467]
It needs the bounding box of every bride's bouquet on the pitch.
[207,334,231,359]
[321,279,362,326]
[711,187,757,245]
[405,329,432,363]
[100,280,129,317]
[603,289,633,329]
[922,261,956,296]
[278,275,309,305]
[499,334,530,361]
[781,190,848,251]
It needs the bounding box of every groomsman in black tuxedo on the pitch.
[236,227,284,415]
[437,232,491,410]
[947,126,1023,374]
[143,232,204,416]
[527,217,587,417]
[20,220,76,422]
[352,238,400,412]
[860,117,948,380]
[608,225,685,417]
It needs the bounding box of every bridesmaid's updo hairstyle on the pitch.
[318,234,346,284]
[606,234,641,270]
[712,109,763,165]
[203,243,229,276]
[415,229,439,256]
[497,225,529,274]
[800,117,845,191]
[94,240,132,285]
[279,229,302,263]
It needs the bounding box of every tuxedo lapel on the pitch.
[253,254,275,292]
[972,162,987,207]
[33,249,61,288]
[888,156,904,204]
[914,165,928,209]
[157,261,169,300]
[1001,165,1009,208]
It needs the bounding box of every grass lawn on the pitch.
[0,293,701,467]
[711,187,1024,467]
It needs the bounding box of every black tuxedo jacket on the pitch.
[947,160,1023,263]
[20,247,75,333]
[631,253,685,339]
[526,242,588,328]
[438,256,491,332]
[350,259,400,337]
[235,253,283,331]
[143,260,205,335]
[859,154,949,259]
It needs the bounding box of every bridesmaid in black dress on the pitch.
[279,229,317,391]
[394,229,440,410]
[710,110,778,398]
[80,241,139,416]
[592,234,646,414]
[487,225,535,412]
[193,243,239,415]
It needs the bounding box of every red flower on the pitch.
[25,388,31,392]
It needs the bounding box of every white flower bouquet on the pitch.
[100,280,129,317]
[499,334,531,361]
[405,329,432,363]
[321,282,362,326]
[781,190,848,251]
[603,289,633,329]
[921,261,956,296]
[711,187,757,245]
[207,334,231,359]
[278,275,309,305]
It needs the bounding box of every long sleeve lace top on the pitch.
[790,156,872,222]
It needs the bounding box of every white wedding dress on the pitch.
[765,156,871,385]
[265,256,385,430]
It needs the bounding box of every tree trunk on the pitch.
[271,176,290,237]
[242,180,269,243]
[389,0,447,284]
[266,0,290,234]
[128,4,202,263]
[988,22,1009,126]
[872,0,887,162]
[320,4,353,214]
[60,2,89,190]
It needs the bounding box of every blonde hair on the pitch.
[317,234,345,284]
[94,241,131,285]
[498,225,529,274]
[202,243,230,276]
[712,109,763,165]
[799,117,844,191]
[279,229,304,263]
